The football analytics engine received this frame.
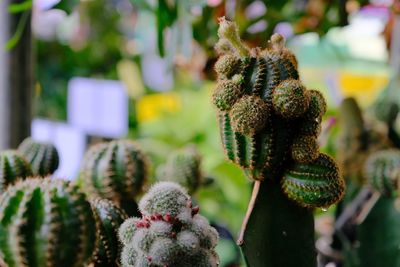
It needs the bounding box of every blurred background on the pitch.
[1,0,400,266]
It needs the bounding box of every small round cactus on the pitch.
[364,149,400,197]
[214,54,241,78]
[79,139,149,216]
[291,135,319,163]
[0,150,32,193]
[158,146,203,194]
[119,182,219,267]
[281,153,345,209]
[0,177,96,267]
[18,137,59,176]
[90,198,128,267]
[212,75,244,111]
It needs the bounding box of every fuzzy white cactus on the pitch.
[118,182,219,267]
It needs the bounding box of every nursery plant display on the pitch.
[89,197,128,267]
[118,182,219,267]
[0,150,32,193]
[0,177,96,267]
[18,137,59,176]
[79,139,149,216]
[212,17,345,267]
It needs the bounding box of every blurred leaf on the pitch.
[8,0,32,13]
[117,59,145,99]
[5,11,29,50]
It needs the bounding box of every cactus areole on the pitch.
[213,18,345,267]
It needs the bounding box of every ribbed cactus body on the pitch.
[119,182,219,267]
[90,198,128,267]
[0,178,96,267]
[158,146,203,194]
[364,149,400,197]
[0,150,32,193]
[80,140,148,216]
[282,153,345,208]
[18,138,59,176]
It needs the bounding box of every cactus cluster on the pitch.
[213,18,344,208]
[157,146,203,194]
[90,198,128,267]
[79,139,148,216]
[118,182,219,267]
[364,149,400,197]
[18,137,59,176]
[0,177,96,267]
[0,150,32,193]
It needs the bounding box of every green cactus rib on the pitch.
[90,198,128,267]
[0,150,33,193]
[0,177,96,267]
[80,139,148,216]
[118,182,219,267]
[18,138,59,176]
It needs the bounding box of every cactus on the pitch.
[0,177,96,267]
[0,150,33,193]
[79,139,149,216]
[213,18,344,267]
[118,182,219,267]
[18,137,59,176]
[89,198,128,267]
[157,146,203,194]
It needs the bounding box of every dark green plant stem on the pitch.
[239,180,316,267]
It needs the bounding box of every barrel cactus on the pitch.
[118,182,219,267]
[90,198,128,267]
[18,137,59,176]
[79,139,149,216]
[0,150,32,193]
[157,146,203,194]
[0,177,96,267]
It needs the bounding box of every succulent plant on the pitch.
[118,182,219,267]
[157,146,203,194]
[79,139,149,216]
[89,197,128,267]
[18,137,59,176]
[0,177,96,267]
[0,150,33,193]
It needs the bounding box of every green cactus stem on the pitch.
[213,18,345,267]
[0,177,96,267]
[79,139,149,216]
[18,137,59,176]
[0,150,33,193]
[118,182,219,267]
[157,146,203,194]
[90,198,128,267]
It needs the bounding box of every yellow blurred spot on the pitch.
[136,93,181,122]
[117,59,145,99]
[339,72,389,107]
[35,82,42,97]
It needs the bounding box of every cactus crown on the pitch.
[213,18,345,209]
[119,182,219,267]
[0,150,32,193]
[0,177,96,267]
[79,139,149,215]
[18,137,59,176]
[90,197,128,267]
[157,146,203,194]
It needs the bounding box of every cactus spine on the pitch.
[157,146,203,194]
[213,18,344,267]
[0,150,33,193]
[0,177,96,267]
[118,182,219,267]
[79,139,149,216]
[90,198,128,267]
[18,138,59,176]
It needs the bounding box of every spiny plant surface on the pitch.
[213,17,345,208]
[157,146,203,194]
[0,150,32,193]
[118,182,219,267]
[79,139,148,215]
[90,197,128,267]
[18,137,59,176]
[0,177,96,267]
